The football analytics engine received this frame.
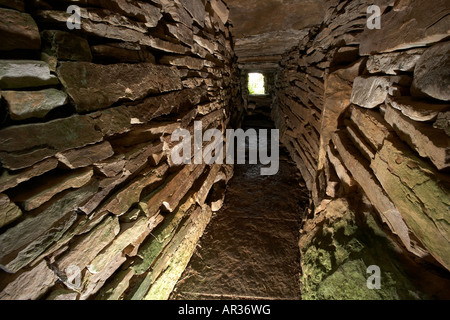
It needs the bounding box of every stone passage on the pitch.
[171,114,308,300]
[1,0,450,301]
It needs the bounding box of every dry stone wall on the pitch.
[273,0,450,299]
[0,0,240,300]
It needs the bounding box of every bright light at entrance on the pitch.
[248,73,265,95]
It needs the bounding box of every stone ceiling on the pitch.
[225,0,327,70]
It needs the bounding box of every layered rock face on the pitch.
[227,0,326,70]
[0,0,240,300]
[272,0,450,299]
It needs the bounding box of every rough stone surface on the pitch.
[332,131,412,251]
[387,96,449,122]
[0,115,103,170]
[13,168,93,211]
[349,105,393,150]
[83,0,162,28]
[0,0,240,302]
[160,56,205,70]
[0,183,98,273]
[2,89,68,120]
[0,194,22,229]
[0,0,24,11]
[371,138,450,270]
[300,198,428,300]
[91,43,155,63]
[0,261,57,300]
[183,0,206,27]
[171,158,306,300]
[41,30,93,62]
[56,216,120,275]
[0,158,59,193]
[58,62,182,113]
[318,60,362,171]
[102,163,169,216]
[434,111,450,137]
[56,142,114,169]
[0,60,59,89]
[86,214,162,276]
[0,8,40,51]
[350,76,403,109]
[411,41,450,101]
[210,0,229,25]
[359,0,450,55]
[367,49,425,75]
[384,104,450,170]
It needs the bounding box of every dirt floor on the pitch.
[170,112,309,300]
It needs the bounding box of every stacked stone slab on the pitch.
[0,0,240,300]
[272,0,450,299]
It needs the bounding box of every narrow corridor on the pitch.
[170,111,309,300]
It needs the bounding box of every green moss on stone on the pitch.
[300,198,429,300]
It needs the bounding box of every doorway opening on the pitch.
[248,72,266,95]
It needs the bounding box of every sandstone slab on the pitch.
[0,8,40,51]
[58,62,182,113]
[161,0,193,27]
[349,105,393,150]
[0,158,58,193]
[210,0,229,25]
[79,143,163,215]
[87,214,163,275]
[56,216,120,274]
[183,0,206,27]
[0,193,22,229]
[359,0,450,55]
[0,183,98,273]
[81,0,162,28]
[0,0,24,11]
[387,96,449,122]
[371,138,450,270]
[13,168,93,211]
[166,23,194,47]
[0,115,103,170]
[132,196,197,276]
[384,104,450,170]
[91,43,155,63]
[160,56,205,70]
[434,111,450,137]
[0,261,57,300]
[367,48,425,75]
[141,206,212,300]
[147,164,206,215]
[102,163,169,216]
[93,156,126,178]
[41,30,92,62]
[319,60,362,170]
[0,60,59,89]
[56,141,114,169]
[350,76,405,109]
[411,41,450,101]
[332,131,412,251]
[2,89,68,120]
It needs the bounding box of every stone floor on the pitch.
[170,112,309,300]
